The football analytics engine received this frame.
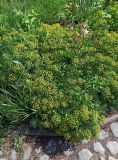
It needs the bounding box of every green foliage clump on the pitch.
[0,23,117,141]
[0,0,67,29]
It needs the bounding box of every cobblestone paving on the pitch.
[0,121,118,160]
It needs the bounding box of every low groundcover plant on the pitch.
[0,23,117,141]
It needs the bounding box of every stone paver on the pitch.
[110,122,118,137]
[78,149,93,160]
[40,155,49,160]
[106,114,118,124]
[9,150,17,160]
[63,149,74,157]
[108,156,118,160]
[99,130,109,140]
[0,151,2,156]
[35,147,42,154]
[93,142,105,155]
[106,141,118,155]
[99,156,105,160]
[23,146,32,160]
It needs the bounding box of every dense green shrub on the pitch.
[0,23,117,141]
[105,0,118,31]
[78,32,118,113]
[88,0,118,32]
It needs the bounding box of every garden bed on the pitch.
[0,0,118,154]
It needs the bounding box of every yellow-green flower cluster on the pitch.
[1,23,117,141]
